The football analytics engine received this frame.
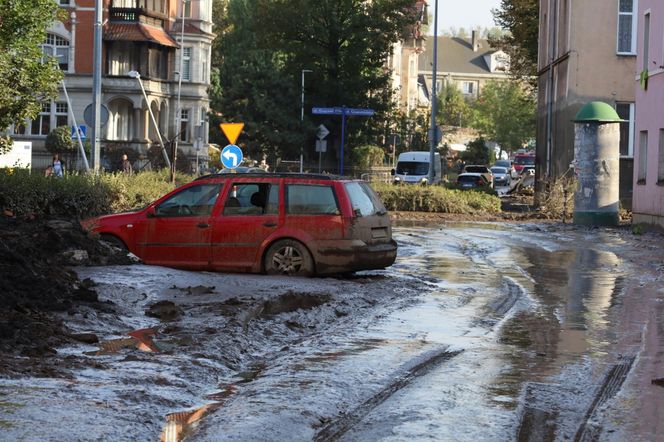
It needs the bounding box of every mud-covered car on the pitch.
[82,173,397,276]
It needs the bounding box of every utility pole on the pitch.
[428,0,439,184]
[300,69,312,173]
[91,0,103,171]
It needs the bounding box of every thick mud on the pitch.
[1,220,663,441]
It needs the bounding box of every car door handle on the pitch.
[263,221,277,227]
[197,223,210,228]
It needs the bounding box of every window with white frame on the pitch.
[42,33,69,70]
[30,103,52,136]
[181,47,191,81]
[658,129,664,183]
[183,0,191,18]
[638,130,648,182]
[461,81,475,95]
[55,102,68,127]
[617,0,638,54]
[180,109,189,142]
[202,47,208,84]
[58,0,70,5]
[616,102,635,157]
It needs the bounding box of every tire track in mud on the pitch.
[314,347,463,442]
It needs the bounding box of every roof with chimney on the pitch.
[418,35,506,75]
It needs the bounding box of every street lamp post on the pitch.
[128,71,171,168]
[300,69,313,173]
[174,0,189,183]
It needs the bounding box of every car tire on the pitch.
[100,234,128,252]
[264,239,314,276]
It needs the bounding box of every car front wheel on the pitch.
[264,239,314,276]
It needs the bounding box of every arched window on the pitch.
[42,33,69,70]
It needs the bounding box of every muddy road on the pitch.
[1,221,663,441]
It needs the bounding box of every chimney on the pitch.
[472,30,478,52]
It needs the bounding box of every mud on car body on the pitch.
[82,173,397,276]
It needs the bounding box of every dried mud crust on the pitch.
[0,215,132,377]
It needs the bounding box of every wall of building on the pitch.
[537,0,636,207]
[633,0,664,228]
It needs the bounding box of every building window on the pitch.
[638,130,648,183]
[181,47,191,81]
[616,102,635,157]
[183,0,191,18]
[461,81,474,95]
[42,33,69,70]
[643,12,650,72]
[202,48,208,84]
[59,0,70,5]
[55,102,68,127]
[30,103,51,136]
[617,0,638,54]
[658,129,664,183]
[180,109,189,142]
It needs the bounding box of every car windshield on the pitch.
[396,161,429,175]
[514,156,535,165]
[491,167,507,174]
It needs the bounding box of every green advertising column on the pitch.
[572,102,623,226]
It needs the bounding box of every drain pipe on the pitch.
[546,0,559,180]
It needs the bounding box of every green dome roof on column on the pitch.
[573,101,625,123]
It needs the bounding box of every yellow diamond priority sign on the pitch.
[219,123,244,145]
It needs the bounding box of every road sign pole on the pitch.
[340,107,346,175]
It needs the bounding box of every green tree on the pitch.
[45,126,76,169]
[460,137,493,165]
[0,0,63,133]
[490,0,539,87]
[470,80,535,156]
[251,0,419,163]
[437,84,472,127]
[209,0,307,161]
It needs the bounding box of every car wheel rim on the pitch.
[272,246,304,274]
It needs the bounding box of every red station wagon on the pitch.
[83,173,398,276]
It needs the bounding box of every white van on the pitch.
[391,151,442,185]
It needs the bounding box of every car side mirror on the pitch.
[146,206,156,218]
[390,169,395,176]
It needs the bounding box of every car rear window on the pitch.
[344,182,384,217]
[465,166,488,173]
[458,175,483,183]
[286,184,339,215]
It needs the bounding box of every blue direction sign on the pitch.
[221,144,243,169]
[312,107,375,116]
[71,125,87,140]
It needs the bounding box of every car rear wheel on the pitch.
[265,239,314,276]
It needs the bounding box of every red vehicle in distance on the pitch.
[513,153,535,174]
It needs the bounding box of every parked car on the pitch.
[494,159,517,178]
[82,173,397,276]
[490,166,511,187]
[456,173,490,189]
[462,165,493,186]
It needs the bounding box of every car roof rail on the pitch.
[194,172,342,181]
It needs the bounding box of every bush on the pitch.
[0,170,180,219]
[373,183,501,214]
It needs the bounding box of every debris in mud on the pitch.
[186,285,216,296]
[146,300,183,321]
[85,327,161,355]
[0,215,134,376]
[651,378,664,387]
[260,291,332,317]
[161,403,222,442]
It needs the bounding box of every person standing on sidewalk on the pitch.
[121,154,133,174]
[52,154,64,178]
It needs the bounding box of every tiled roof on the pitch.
[170,21,215,37]
[418,36,500,75]
[104,23,179,48]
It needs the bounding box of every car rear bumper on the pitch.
[312,239,398,274]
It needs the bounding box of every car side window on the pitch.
[155,184,222,217]
[344,182,384,217]
[286,184,339,215]
[223,183,276,216]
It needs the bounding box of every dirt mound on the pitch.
[0,215,132,376]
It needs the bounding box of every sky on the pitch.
[428,0,503,34]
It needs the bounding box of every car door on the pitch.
[211,180,281,271]
[135,182,222,268]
